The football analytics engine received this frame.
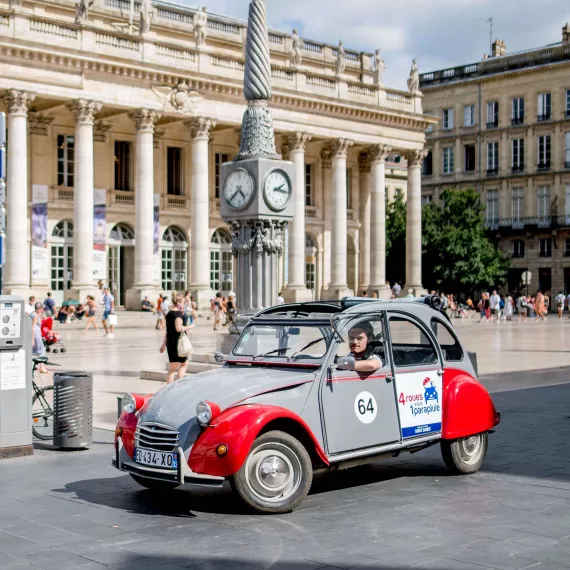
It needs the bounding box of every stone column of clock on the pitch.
[187,118,216,309]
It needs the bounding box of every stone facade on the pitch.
[421,29,570,296]
[0,0,432,308]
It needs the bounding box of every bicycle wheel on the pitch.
[32,385,54,440]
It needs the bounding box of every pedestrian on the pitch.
[277,291,285,305]
[43,292,55,315]
[160,292,195,384]
[534,290,546,322]
[83,296,100,334]
[212,292,224,330]
[25,296,36,316]
[504,294,514,321]
[392,281,402,297]
[101,286,116,338]
[227,292,236,327]
[141,296,154,312]
[183,291,194,326]
[30,302,48,373]
[56,304,69,324]
[556,291,565,319]
[155,295,165,329]
[489,290,501,323]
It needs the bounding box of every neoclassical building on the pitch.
[0,0,433,308]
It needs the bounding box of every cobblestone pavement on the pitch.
[2,367,570,570]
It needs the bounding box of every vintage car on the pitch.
[113,295,500,514]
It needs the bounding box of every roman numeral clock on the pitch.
[219,0,295,312]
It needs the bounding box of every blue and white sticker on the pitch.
[395,371,442,438]
[354,391,377,424]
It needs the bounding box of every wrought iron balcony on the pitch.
[511,117,524,125]
[537,162,551,171]
[490,216,570,231]
[537,113,551,122]
[486,168,499,176]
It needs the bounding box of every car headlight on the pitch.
[196,401,212,426]
[122,393,143,414]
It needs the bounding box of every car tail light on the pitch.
[122,393,144,414]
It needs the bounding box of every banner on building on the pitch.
[93,189,107,282]
[31,184,48,281]
[154,194,161,285]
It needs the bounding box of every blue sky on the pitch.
[182,0,570,89]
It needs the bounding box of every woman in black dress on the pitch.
[160,292,195,383]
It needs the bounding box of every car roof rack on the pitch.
[254,301,342,318]
[340,295,445,311]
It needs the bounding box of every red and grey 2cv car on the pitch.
[114,295,500,514]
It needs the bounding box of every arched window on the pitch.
[305,233,317,294]
[210,229,233,294]
[161,226,188,292]
[50,221,74,292]
[110,223,135,242]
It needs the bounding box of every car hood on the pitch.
[138,366,316,449]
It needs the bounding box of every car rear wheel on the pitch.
[130,474,180,492]
[441,432,488,474]
[232,430,313,514]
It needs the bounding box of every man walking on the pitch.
[556,291,565,319]
[43,292,55,315]
[101,287,115,338]
[489,290,501,323]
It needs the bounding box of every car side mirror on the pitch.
[336,356,356,371]
[213,351,225,363]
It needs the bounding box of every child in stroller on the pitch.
[41,313,67,353]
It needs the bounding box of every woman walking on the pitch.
[504,294,514,321]
[535,291,546,321]
[183,291,194,327]
[160,292,195,384]
[30,302,48,373]
[83,296,100,335]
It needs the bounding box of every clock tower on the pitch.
[219,0,295,311]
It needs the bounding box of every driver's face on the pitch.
[348,329,368,354]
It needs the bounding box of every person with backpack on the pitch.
[556,291,565,319]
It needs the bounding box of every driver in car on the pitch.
[347,322,383,373]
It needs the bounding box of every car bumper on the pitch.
[112,437,225,488]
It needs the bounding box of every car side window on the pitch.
[431,318,463,362]
[389,316,438,367]
[335,317,387,367]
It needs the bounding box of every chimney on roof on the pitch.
[491,39,506,57]
[563,23,570,44]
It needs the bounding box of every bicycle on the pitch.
[31,356,59,440]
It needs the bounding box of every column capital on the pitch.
[2,90,35,115]
[93,120,112,143]
[29,113,54,136]
[320,145,332,169]
[358,151,371,173]
[330,138,353,159]
[369,144,392,164]
[407,149,429,168]
[286,132,312,153]
[129,109,161,132]
[67,99,102,125]
[186,117,216,140]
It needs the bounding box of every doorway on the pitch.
[108,223,135,306]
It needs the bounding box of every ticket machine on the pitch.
[0,296,31,458]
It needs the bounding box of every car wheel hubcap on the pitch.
[245,442,302,504]
[458,434,483,464]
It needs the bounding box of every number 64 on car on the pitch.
[113,295,500,514]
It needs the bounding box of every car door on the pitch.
[320,313,401,455]
[387,312,443,440]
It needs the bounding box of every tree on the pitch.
[385,192,407,286]
[421,188,509,294]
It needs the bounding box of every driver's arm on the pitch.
[354,355,382,373]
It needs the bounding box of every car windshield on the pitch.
[232,323,332,361]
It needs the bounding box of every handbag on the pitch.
[107,313,118,326]
[177,332,193,357]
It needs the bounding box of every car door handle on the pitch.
[437,370,444,376]
[386,375,394,383]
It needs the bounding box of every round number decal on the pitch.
[354,391,377,424]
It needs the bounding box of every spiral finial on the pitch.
[243,0,272,101]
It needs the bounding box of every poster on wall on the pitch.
[93,189,107,282]
[154,194,161,286]
[31,184,49,281]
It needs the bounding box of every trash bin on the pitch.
[53,372,93,449]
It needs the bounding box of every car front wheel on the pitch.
[232,430,313,514]
[441,432,488,474]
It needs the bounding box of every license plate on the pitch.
[134,448,178,469]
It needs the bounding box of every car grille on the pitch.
[135,422,180,453]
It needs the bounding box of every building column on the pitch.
[283,132,312,303]
[323,139,354,299]
[405,149,428,295]
[126,109,160,310]
[358,152,371,294]
[66,99,102,300]
[2,90,34,295]
[369,144,392,298]
[320,146,332,299]
[187,117,216,309]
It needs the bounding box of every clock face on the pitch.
[223,169,255,210]
[264,169,292,211]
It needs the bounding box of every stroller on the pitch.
[41,315,67,353]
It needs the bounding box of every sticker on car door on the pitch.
[395,371,442,438]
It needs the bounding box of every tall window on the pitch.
[210,229,233,294]
[464,145,476,172]
[487,141,499,174]
[537,135,551,170]
[487,101,499,128]
[512,97,524,124]
[512,188,524,228]
[166,147,183,196]
[50,221,74,292]
[346,168,353,209]
[463,104,475,127]
[57,135,75,187]
[114,141,131,191]
[537,186,551,224]
[305,164,313,206]
[214,152,230,199]
[565,132,570,168]
[513,239,525,258]
[539,238,552,258]
[443,147,454,174]
[161,227,187,292]
[443,108,454,130]
[537,92,551,121]
[305,234,316,293]
[486,190,499,227]
[566,89,570,117]
[512,138,525,172]
[422,151,433,176]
